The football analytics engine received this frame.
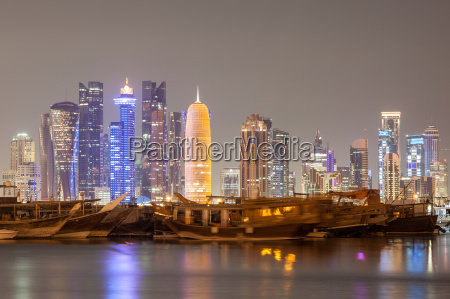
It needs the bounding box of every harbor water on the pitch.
[1,235,450,298]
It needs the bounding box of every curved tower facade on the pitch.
[50,102,80,201]
[184,90,211,203]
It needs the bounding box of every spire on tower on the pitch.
[196,85,200,102]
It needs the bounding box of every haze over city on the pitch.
[2,0,450,195]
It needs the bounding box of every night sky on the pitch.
[1,0,450,194]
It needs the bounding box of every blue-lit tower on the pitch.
[110,79,136,202]
[378,129,394,197]
[406,134,425,177]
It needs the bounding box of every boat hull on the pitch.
[385,215,438,234]
[0,215,71,238]
[55,211,109,238]
[0,229,19,239]
[88,209,132,237]
[165,219,316,240]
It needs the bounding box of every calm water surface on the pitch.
[1,235,450,298]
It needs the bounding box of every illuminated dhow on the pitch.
[184,87,211,203]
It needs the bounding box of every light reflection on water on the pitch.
[0,235,450,298]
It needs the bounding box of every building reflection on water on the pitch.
[0,236,449,298]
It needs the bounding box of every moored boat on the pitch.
[0,229,19,239]
[165,194,322,240]
[0,203,81,238]
[54,193,127,239]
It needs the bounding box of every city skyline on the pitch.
[2,1,450,196]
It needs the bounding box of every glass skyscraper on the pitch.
[167,111,184,197]
[424,125,440,176]
[141,81,166,200]
[378,129,394,197]
[50,102,79,201]
[350,137,368,189]
[39,113,54,200]
[220,168,240,197]
[78,81,103,199]
[110,79,136,202]
[406,134,425,177]
[271,128,289,197]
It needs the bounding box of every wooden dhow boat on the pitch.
[54,193,128,239]
[164,193,323,240]
[0,203,81,238]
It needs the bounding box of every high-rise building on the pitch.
[50,102,80,201]
[78,81,103,199]
[16,162,41,202]
[240,114,269,199]
[383,153,400,202]
[10,133,35,171]
[167,112,184,197]
[400,176,433,203]
[109,122,122,201]
[301,130,328,194]
[288,171,296,196]
[424,125,440,176]
[39,113,54,200]
[406,134,424,177]
[263,118,273,195]
[184,89,211,203]
[350,136,368,189]
[271,129,289,197]
[381,112,401,156]
[337,166,352,192]
[100,133,110,187]
[110,79,136,203]
[220,168,240,197]
[430,160,448,200]
[378,129,394,196]
[141,81,167,201]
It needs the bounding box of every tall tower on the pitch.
[406,134,425,177]
[50,102,80,201]
[220,168,240,197]
[100,132,110,188]
[381,112,401,156]
[78,81,103,199]
[271,128,289,197]
[383,153,400,202]
[378,129,394,196]
[424,125,440,176]
[240,114,269,199]
[110,79,136,202]
[184,88,211,203]
[350,136,368,189]
[10,133,35,171]
[167,112,184,197]
[39,113,54,200]
[141,81,167,200]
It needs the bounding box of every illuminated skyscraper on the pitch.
[383,153,400,202]
[424,125,440,176]
[50,102,79,201]
[78,81,103,199]
[381,112,401,156]
[240,114,269,199]
[430,160,448,200]
[16,162,41,202]
[184,88,211,203]
[350,136,368,189]
[100,133,110,187]
[167,112,184,196]
[220,168,240,197]
[110,79,136,202]
[141,81,166,200]
[288,171,296,196]
[378,129,394,196]
[39,113,54,200]
[271,128,289,197]
[301,129,328,194]
[10,133,35,171]
[406,134,424,177]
